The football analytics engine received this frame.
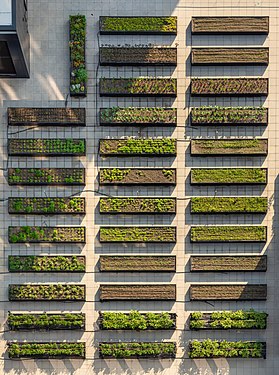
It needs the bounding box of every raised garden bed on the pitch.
[190,284,267,301]
[191,48,269,65]
[190,256,267,272]
[8,313,85,330]
[191,79,268,96]
[100,285,176,301]
[8,342,85,359]
[7,107,86,126]
[99,342,176,359]
[99,78,177,97]
[190,226,266,243]
[99,16,177,34]
[99,168,176,185]
[192,17,269,34]
[99,138,176,156]
[8,168,85,185]
[191,139,268,156]
[189,340,266,359]
[69,15,87,96]
[8,226,86,243]
[100,197,176,214]
[9,255,86,272]
[9,284,86,301]
[8,197,85,215]
[99,311,176,330]
[191,168,267,185]
[189,310,267,330]
[100,47,177,66]
[8,139,86,156]
[191,197,268,214]
[99,256,176,272]
[99,227,176,243]
[100,107,177,126]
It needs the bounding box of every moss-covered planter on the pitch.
[192,17,269,34]
[190,256,267,272]
[191,168,267,185]
[100,168,176,185]
[190,226,266,243]
[8,313,85,330]
[99,78,177,97]
[190,284,267,301]
[99,138,176,156]
[100,197,176,214]
[99,256,176,272]
[99,227,176,243]
[7,108,86,126]
[8,168,85,185]
[191,197,268,214]
[99,16,177,35]
[9,284,86,301]
[99,342,176,359]
[8,226,86,243]
[9,255,86,272]
[8,139,86,156]
[191,48,269,65]
[8,197,85,215]
[100,107,177,126]
[100,284,176,301]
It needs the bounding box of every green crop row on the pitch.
[100,197,176,214]
[9,255,85,272]
[99,342,176,358]
[8,342,85,358]
[191,197,268,213]
[8,139,85,155]
[190,226,267,242]
[191,168,267,184]
[191,139,268,155]
[9,284,85,301]
[99,168,175,184]
[100,227,176,242]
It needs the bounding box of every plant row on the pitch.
[8,342,85,358]
[100,197,176,214]
[100,284,176,301]
[191,168,267,185]
[190,225,266,242]
[191,139,268,155]
[99,256,176,272]
[99,226,176,242]
[190,256,267,272]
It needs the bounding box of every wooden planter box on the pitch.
[191,48,269,65]
[99,16,177,35]
[8,168,85,186]
[100,107,177,126]
[9,226,86,243]
[7,108,86,126]
[192,17,269,34]
[100,197,176,214]
[99,226,176,243]
[8,197,86,215]
[99,78,177,97]
[99,168,176,185]
[190,256,267,272]
[191,139,268,156]
[190,284,267,301]
[191,168,267,185]
[100,284,176,301]
[99,256,176,272]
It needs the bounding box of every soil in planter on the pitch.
[99,227,176,242]
[190,284,267,300]
[190,226,266,242]
[191,168,267,184]
[191,139,268,155]
[99,256,176,272]
[100,168,176,185]
[100,197,176,214]
[190,256,267,272]
[8,342,85,358]
[100,284,176,301]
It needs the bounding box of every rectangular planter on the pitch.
[191,168,267,185]
[192,17,269,34]
[191,139,268,156]
[100,284,176,301]
[99,16,177,35]
[191,48,269,65]
[99,227,176,243]
[191,79,268,96]
[190,284,267,301]
[8,139,86,156]
[8,313,85,330]
[190,226,267,243]
[9,284,86,301]
[100,197,176,214]
[9,255,86,272]
[191,197,268,214]
[8,197,86,215]
[99,256,176,272]
[99,78,177,97]
[7,108,86,126]
[99,138,176,156]
[190,256,267,272]
[100,168,176,185]
[8,226,86,243]
[8,168,85,185]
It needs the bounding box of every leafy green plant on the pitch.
[191,168,267,184]
[8,139,86,155]
[100,227,176,242]
[191,139,267,155]
[99,342,176,358]
[9,197,85,214]
[100,197,176,214]
[9,255,85,272]
[190,226,266,242]
[191,197,268,213]
[99,168,176,184]
[8,342,85,358]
